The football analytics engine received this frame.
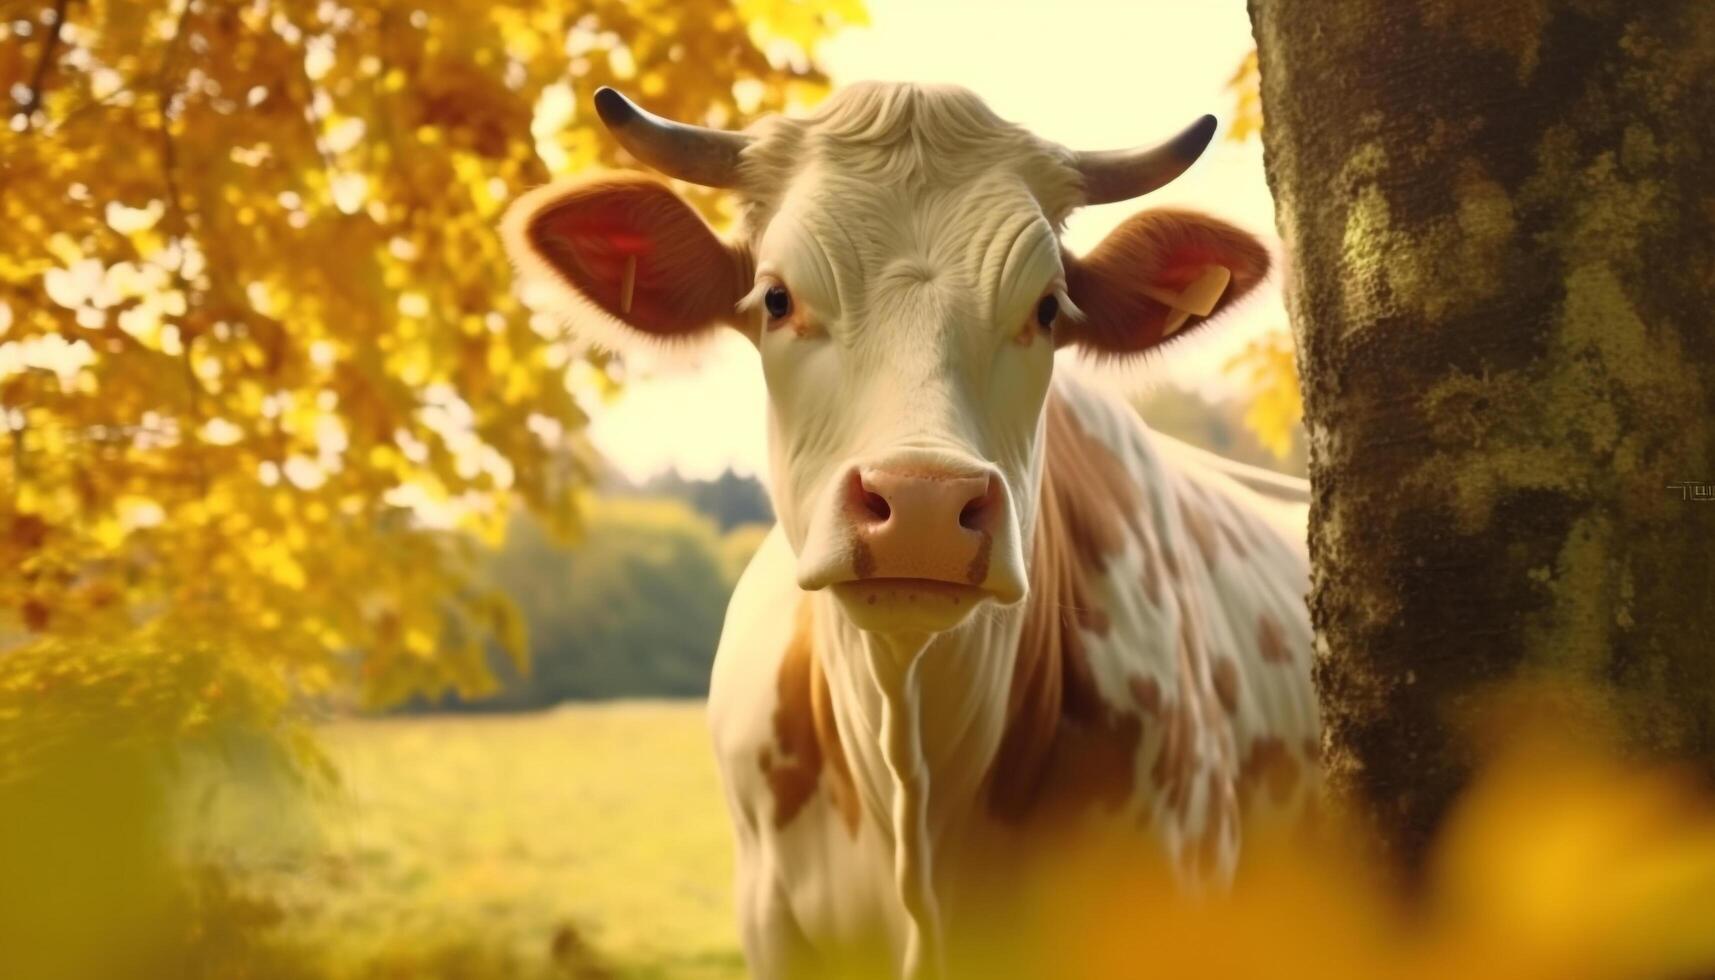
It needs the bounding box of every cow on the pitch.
[502,82,1319,980]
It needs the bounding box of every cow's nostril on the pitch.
[863,491,892,522]
[958,476,1000,532]
[958,499,984,530]
[847,468,892,525]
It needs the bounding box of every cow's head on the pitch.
[503,83,1267,637]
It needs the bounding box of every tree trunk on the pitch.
[1248,1,1715,869]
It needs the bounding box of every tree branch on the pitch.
[18,0,71,131]
[155,0,194,240]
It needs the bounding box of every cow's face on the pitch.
[504,83,1268,637]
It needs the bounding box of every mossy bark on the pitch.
[1248,0,1715,869]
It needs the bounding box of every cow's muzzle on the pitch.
[797,453,1026,632]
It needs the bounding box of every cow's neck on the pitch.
[815,595,1025,978]
[816,596,1024,841]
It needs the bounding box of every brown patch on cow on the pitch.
[1210,657,1240,715]
[1150,621,1207,822]
[1039,710,1143,821]
[1128,674,1162,715]
[1176,592,1203,667]
[987,391,1146,824]
[1256,611,1292,664]
[810,648,862,833]
[1150,696,1200,820]
[1237,736,1300,812]
[1177,496,1220,570]
[1302,736,1320,764]
[966,530,992,586]
[1077,602,1111,636]
[851,538,875,579]
[758,598,861,835]
[1150,587,1240,827]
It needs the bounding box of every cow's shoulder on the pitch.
[1049,375,1314,698]
[1139,412,1321,829]
[1029,374,1319,860]
[710,525,801,798]
[986,378,1182,835]
[710,526,862,842]
[710,527,896,972]
[1043,373,1161,477]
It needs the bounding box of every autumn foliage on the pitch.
[1219,46,1305,460]
[0,0,855,712]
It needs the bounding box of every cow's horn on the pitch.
[1073,115,1219,205]
[593,87,751,188]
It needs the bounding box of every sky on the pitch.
[584,0,1281,483]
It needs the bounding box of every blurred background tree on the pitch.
[428,491,769,710]
[635,466,773,531]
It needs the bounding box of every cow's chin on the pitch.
[829,579,989,635]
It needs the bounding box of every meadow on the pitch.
[213,703,745,980]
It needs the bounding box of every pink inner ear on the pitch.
[526,176,744,338]
[604,232,653,254]
[564,227,653,287]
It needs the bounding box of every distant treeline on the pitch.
[621,467,775,531]
[412,470,771,711]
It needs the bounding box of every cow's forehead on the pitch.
[735,82,1086,245]
[766,171,1060,281]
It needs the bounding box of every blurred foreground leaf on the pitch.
[1002,722,1715,980]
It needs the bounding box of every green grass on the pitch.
[213,702,744,979]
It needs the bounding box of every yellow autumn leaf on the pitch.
[1224,329,1303,459]
[1226,48,1263,143]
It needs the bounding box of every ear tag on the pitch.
[1176,265,1231,317]
[620,254,637,315]
[1142,265,1232,337]
[1160,306,1193,337]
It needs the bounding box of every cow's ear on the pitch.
[501,173,751,349]
[1058,209,1269,355]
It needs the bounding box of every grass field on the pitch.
[215,702,745,979]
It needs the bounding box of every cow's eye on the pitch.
[764,284,792,320]
[1035,294,1059,329]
